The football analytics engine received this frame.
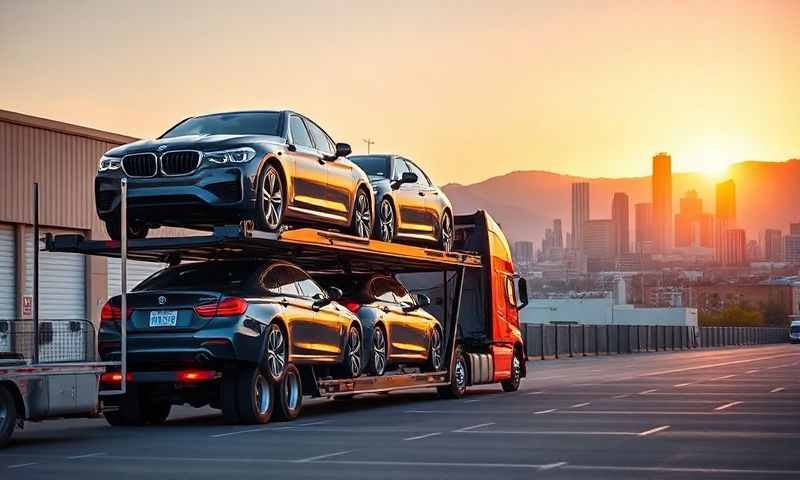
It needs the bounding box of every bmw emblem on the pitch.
[157,144,168,152]
[158,295,167,305]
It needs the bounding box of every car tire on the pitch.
[256,164,285,232]
[424,324,444,372]
[340,324,363,378]
[236,366,274,425]
[351,188,372,239]
[369,325,388,376]
[105,386,145,426]
[221,370,240,425]
[0,385,17,448]
[105,219,149,241]
[265,322,288,383]
[501,350,523,392]
[375,198,396,243]
[274,364,303,421]
[142,399,172,425]
[438,211,454,252]
[437,346,467,399]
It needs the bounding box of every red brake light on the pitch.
[194,297,248,318]
[177,370,218,382]
[101,371,133,384]
[101,301,133,322]
[342,301,361,314]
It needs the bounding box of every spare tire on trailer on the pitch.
[437,346,467,399]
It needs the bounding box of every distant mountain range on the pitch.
[442,159,800,244]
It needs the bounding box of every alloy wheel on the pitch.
[354,191,371,238]
[440,213,454,252]
[254,374,271,415]
[266,324,287,380]
[512,355,521,385]
[378,200,394,242]
[455,356,467,389]
[347,326,362,376]
[284,369,301,412]
[430,327,443,371]
[262,167,283,230]
[373,326,387,375]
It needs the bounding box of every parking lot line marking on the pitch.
[525,391,544,395]
[562,464,800,476]
[558,410,792,416]
[539,462,568,471]
[770,387,785,393]
[612,394,630,399]
[403,432,442,441]
[463,399,480,403]
[715,401,743,411]
[674,382,692,387]
[8,463,37,469]
[711,374,735,381]
[637,352,798,377]
[534,408,557,414]
[570,402,590,408]
[454,422,495,432]
[458,429,640,436]
[638,425,671,436]
[297,420,331,427]
[210,425,293,438]
[746,369,760,374]
[638,389,657,395]
[404,410,438,414]
[293,450,354,463]
[66,452,106,460]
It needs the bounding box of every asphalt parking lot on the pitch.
[2,344,798,479]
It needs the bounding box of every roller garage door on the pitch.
[107,257,166,295]
[0,224,14,353]
[25,230,87,362]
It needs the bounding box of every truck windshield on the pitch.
[135,261,256,291]
[791,325,800,334]
[161,112,282,138]
[351,156,390,178]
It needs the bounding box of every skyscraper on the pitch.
[571,182,589,251]
[715,180,736,263]
[652,152,672,253]
[675,190,713,248]
[722,229,746,266]
[611,192,629,255]
[553,219,563,249]
[583,219,616,260]
[635,202,653,253]
[763,229,783,261]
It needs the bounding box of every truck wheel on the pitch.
[0,385,18,448]
[437,347,467,399]
[274,364,303,421]
[501,351,523,392]
[221,370,240,425]
[104,387,145,426]
[236,367,274,425]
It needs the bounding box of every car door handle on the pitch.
[318,158,326,165]
[381,306,390,313]
[280,298,289,307]
[418,192,425,197]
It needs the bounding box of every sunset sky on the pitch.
[1,0,798,184]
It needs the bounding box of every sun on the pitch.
[693,144,732,179]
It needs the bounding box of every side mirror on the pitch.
[326,286,343,301]
[416,294,431,308]
[392,171,418,190]
[516,277,529,310]
[335,143,351,158]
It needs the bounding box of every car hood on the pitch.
[105,134,286,157]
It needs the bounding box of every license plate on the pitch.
[149,310,178,327]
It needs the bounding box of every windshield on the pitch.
[135,261,258,292]
[161,112,282,138]
[791,325,800,334]
[351,155,390,178]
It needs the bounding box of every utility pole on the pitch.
[362,138,375,154]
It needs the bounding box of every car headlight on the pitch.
[204,147,257,165]
[97,155,121,172]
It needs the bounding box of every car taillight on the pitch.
[194,297,248,318]
[177,370,218,382]
[101,301,133,322]
[342,301,361,314]
[100,371,133,384]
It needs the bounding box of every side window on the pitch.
[296,272,325,299]
[370,277,398,303]
[392,158,410,181]
[404,161,431,187]
[305,120,335,156]
[289,116,313,148]
[389,278,414,305]
[263,265,302,296]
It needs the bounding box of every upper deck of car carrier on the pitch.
[44,223,483,274]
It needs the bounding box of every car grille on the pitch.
[122,153,157,177]
[161,151,201,176]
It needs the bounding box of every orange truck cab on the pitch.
[400,210,528,389]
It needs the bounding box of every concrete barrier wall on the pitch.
[524,324,789,360]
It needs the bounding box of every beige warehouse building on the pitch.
[0,109,177,330]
